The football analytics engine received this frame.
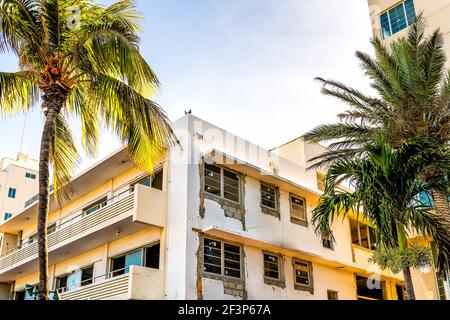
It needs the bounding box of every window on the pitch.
[436,272,447,300]
[7,188,16,199]
[15,290,26,301]
[110,243,160,277]
[263,253,283,284]
[327,290,339,300]
[204,164,240,203]
[203,238,242,279]
[15,285,38,300]
[317,172,326,191]
[261,184,277,210]
[290,194,307,226]
[322,235,334,250]
[55,275,68,293]
[55,265,93,293]
[28,233,38,245]
[380,0,416,39]
[25,172,36,180]
[396,284,406,301]
[293,259,313,293]
[82,197,107,216]
[349,219,377,250]
[47,223,57,235]
[81,266,94,287]
[131,169,164,191]
[4,213,12,221]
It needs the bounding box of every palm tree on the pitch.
[0,0,178,299]
[303,15,449,219]
[313,137,450,300]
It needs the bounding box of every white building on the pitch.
[0,115,440,300]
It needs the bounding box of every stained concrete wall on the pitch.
[166,114,417,300]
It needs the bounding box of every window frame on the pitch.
[262,251,285,287]
[25,172,36,180]
[349,219,377,251]
[289,193,308,227]
[292,258,314,294]
[260,182,280,218]
[379,0,416,40]
[322,234,334,250]
[203,163,242,204]
[4,212,12,221]
[202,237,243,281]
[7,187,16,199]
[108,242,161,277]
[327,290,339,300]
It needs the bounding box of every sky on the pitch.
[0,0,375,173]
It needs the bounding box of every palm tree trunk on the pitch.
[37,85,67,300]
[402,267,416,300]
[431,188,449,218]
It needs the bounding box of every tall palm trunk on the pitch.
[422,167,449,218]
[402,267,416,300]
[431,188,450,218]
[397,224,416,300]
[37,85,68,300]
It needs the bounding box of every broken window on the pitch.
[263,253,282,281]
[293,259,313,292]
[327,290,339,300]
[204,164,241,203]
[290,194,307,225]
[322,235,334,250]
[261,184,277,210]
[349,219,377,250]
[203,237,242,279]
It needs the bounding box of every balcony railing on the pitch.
[0,189,135,272]
[59,266,164,300]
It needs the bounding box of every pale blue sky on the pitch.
[0,0,374,172]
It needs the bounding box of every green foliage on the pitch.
[0,0,179,201]
[369,245,432,274]
[304,14,450,273]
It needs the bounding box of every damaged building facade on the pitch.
[0,114,445,300]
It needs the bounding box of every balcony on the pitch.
[351,244,401,279]
[0,184,166,281]
[59,266,164,300]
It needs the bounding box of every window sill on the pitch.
[264,277,285,289]
[202,272,243,283]
[351,244,374,253]
[290,216,308,227]
[294,284,314,294]
[204,192,242,210]
[260,205,280,219]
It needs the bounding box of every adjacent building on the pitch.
[0,153,39,299]
[367,0,450,65]
[0,115,442,300]
[366,0,450,300]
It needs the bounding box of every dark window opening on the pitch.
[133,169,164,191]
[396,284,406,301]
[145,243,160,269]
[81,266,94,286]
[83,197,108,216]
[327,290,339,300]
[356,275,384,300]
[261,184,277,209]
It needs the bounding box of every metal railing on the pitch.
[56,267,131,295]
[3,188,134,257]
